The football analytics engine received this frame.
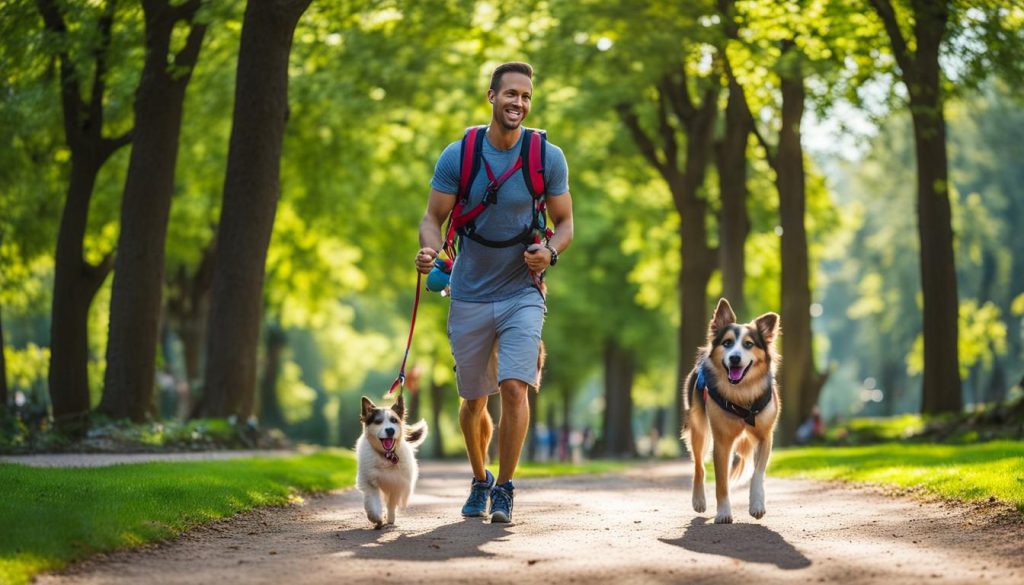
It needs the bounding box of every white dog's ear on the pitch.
[709,298,736,335]
[360,396,376,422]
[754,312,780,344]
[391,394,405,419]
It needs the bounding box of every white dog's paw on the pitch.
[366,510,382,527]
[749,501,766,519]
[692,493,706,513]
[714,501,733,524]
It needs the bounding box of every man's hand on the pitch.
[524,243,552,272]
[416,247,438,274]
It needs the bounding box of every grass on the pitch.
[770,441,1024,513]
[0,450,357,585]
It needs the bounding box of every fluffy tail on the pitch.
[729,435,756,483]
[405,420,428,449]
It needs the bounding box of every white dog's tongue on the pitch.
[381,438,395,451]
[728,366,744,382]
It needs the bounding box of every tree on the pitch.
[37,0,128,431]
[867,0,961,413]
[201,0,313,418]
[715,0,754,317]
[100,0,208,421]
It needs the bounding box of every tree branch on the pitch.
[86,250,116,295]
[36,0,85,146]
[722,53,775,170]
[172,0,207,71]
[868,0,915,78]
[657,79,679,172]
[663,65,697,122]
[616,104,668,180]
[86,0,118,141]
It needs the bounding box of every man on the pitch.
[415,62,573,523]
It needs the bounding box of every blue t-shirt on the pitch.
[431,129,569,302]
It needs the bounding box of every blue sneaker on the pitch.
[489,480,514,523]
[461,469,494,517]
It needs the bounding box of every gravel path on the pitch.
[33,459,1024,585]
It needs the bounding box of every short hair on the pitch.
[490,62,533,92]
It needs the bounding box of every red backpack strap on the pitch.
[458,125,488,200]
[520,127,547,199]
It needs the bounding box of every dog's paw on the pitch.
[373,521,384,530]
[749,501,766,519]
[692,494,706,513]
[714,512,733,524]
[366,510,382,526]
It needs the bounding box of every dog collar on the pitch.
[383,449,399,464]
[697,362,773,427]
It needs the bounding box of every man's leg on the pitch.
[460,396,492,480]
[496,379,529,484]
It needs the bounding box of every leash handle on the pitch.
[387,271,423,397]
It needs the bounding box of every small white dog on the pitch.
[355,394,428,528]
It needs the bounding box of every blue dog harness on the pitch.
[696,361,773,427]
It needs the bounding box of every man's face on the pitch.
[488,72,532,131]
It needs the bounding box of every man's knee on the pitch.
[461,396,489,416]
[499,379,529,406]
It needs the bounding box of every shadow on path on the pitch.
[335,518,511,562]
[660,517,812,570]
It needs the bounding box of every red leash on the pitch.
[387,271,423,396]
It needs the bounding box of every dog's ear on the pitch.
[754,312,780,344]
[709,298,737,335]
[360,396,376,422]
[391,394,405,419]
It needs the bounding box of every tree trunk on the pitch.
[907,5,962,414]
[912,101,962,414]
[100,0,207,422]
[49,160,115,431]
[715,75,752,317]
[619,74,718,444]
[38,0,125,431]
[601,340,636,457]
[257,324,286,429]
[775,65,826,445]
[202,0,312,418]
[674,101,718,440]
[870,0,961,415]
[716,0,752,317]
[165,243,215,415]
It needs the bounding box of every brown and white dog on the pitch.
[355,394,427,528]
[682,298,781,524]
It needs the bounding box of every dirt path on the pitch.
[37,460,1023,585]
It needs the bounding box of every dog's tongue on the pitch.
[728,366,745,382]
[381,438,395,451]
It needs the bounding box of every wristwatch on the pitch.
[544,243,558,266]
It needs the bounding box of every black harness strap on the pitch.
[697,362,773,427]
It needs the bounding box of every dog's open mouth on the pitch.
[726,363,751,384]
[380,438,396,451]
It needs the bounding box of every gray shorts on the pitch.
[447,288,545,400]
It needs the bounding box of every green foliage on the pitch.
[0,451,357,585]
[771,441,1024,513]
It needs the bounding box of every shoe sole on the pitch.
[462,510,488,517]
[490,511,510,523]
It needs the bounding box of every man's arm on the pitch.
[416,189,456,274]
[524,191,573,272]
